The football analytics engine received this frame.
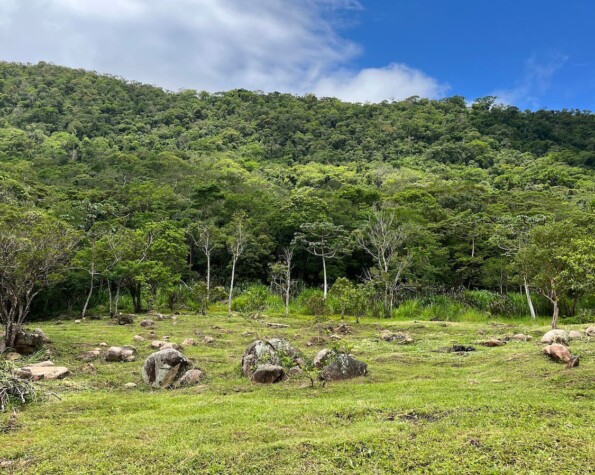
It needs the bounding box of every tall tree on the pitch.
[226,211,250,317]
[0,212,78,351]
[294,221,350,300]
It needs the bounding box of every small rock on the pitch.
[80,363,96,373]
[133,335,145,342]
[151,340,166,349]
[252,364,285,384]
[335,323,351,334]
[543,344,579,368]
[115,313,135,325]
[541,330,568,345]
[74,319,82,324]
[140,319,155,328]
[182,338,196,346]
[568,330,583,340]
[105,346,137,362]
[449,345,475,353]
[178,369,205,386]
[509,333,532,342]
[586,326,595,337]
[380,330,413,344]
[162,336,171,341]
[479,339,506,347]
[99,342,108,347]
[330,334,342,341]
[123,382,137,389]
[154,314,165,321]
[313,348,332,368]
[4,352,21,361]
[266,322,290,328]
[203,336,215,344]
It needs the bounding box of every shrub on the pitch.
[0,360,39,412]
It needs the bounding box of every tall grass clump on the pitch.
[232,284,283,313]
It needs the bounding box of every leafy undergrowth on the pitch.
[0,313,593,474]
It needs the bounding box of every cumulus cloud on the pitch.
[492,54,568,109]
[0,0,446,102]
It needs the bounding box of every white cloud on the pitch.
[0,0,446,102]
[492,54,568,108]
[313,63,448,103]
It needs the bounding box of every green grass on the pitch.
[1,312,594,474]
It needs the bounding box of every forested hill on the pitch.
[0,61,594,318]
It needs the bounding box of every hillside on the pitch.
[0,61,594,323]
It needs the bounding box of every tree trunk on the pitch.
[322,257,327,300]
[523,275,536,320]
[81,270,95,318]
[206,253,211,304]
[114,285,121,315]
[133,282,142,313]
[228,258,236,317]
[551,299,559,329]
[108,282,114,317]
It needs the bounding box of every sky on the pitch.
[0,0,593,110]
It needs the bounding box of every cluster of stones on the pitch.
[540,328,589,368]
[240,338,368,384]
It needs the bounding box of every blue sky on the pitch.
[0,0,593,110]
[344,0,595,110]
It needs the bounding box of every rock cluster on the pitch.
[240,338,302,383]
[380,330,413,344]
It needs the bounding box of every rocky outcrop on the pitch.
[543,344,579,368]
[141,349,191,389]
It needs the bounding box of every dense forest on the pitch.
[1,61,594,348]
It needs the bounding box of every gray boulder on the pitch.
[318,351,368,381]
[140,319,155,328]
[142,349,190,389]
[585,326,595,337]
[241,338,302,378]
[252,364,285,384]
[14,331,44,355]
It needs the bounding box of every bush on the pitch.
[232,284,283,313]
[0,360,39,412]
[394,299,422,320]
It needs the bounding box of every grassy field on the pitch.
[1,312,594,474]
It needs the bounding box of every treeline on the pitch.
[0,62,594,345]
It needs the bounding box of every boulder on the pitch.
[178,369,205,386]
[140,319,155,328]
[542,344,579,368]
[142,349,190,389]
[541,330,568,345]
[16,361,69,381]
[34,328,50,343]
[252,364,285,384]
[241,338,302,378]
[568,330,583,340]
[105,346,137,362]
[182,338,196,346]
[586,326,595,337]
[13,331,44,355]
[380,330,413,344]
[151,340,166,349]
[316,350,368,381]
[115,313,134,325]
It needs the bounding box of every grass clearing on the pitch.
[1,313,594,474]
